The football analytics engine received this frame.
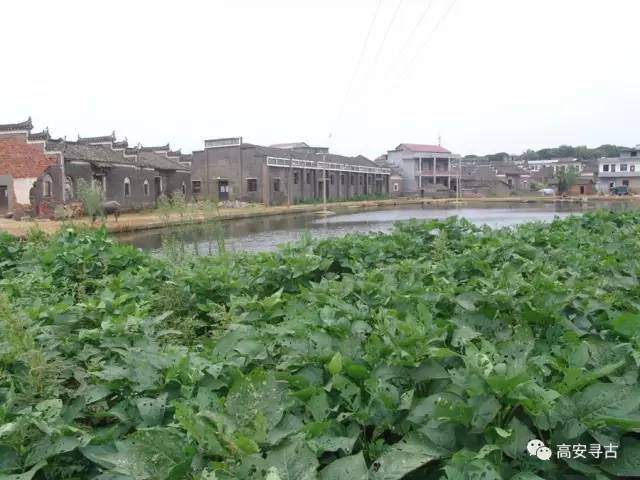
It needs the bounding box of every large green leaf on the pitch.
[225,371,288,431]
[237,437,319,480]
[0,462,46,480]
[600,437,640,477]
[318,453,368,480]
[369,432,445,480]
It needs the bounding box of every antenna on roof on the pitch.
[438,135,442,147]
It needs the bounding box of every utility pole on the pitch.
[287,152,292,207]
[322,154,327,213]
[457,155,461,204]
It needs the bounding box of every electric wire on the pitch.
[328,0,383,145]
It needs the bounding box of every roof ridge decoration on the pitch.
[0,117,33,132]
[139,143,170,152]
[28,127,51,142]
[77,131,116,144]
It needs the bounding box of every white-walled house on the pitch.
[386,143,461,195]
[597,146,640,192]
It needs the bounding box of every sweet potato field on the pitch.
[1,211,640,479]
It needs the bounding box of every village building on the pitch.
[0,119,61,217]
[191,138,390,205]
[527,157,584,174]
[0,119,191,217]
[386,143,461,195]
[597,145,640,192]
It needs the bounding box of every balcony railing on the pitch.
[266,156,390,175]
[416,168,458,176]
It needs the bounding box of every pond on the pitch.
[116,201,635,254]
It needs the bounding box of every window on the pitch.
[393,182,399,192]
[359,175,363,185]
[621,164,628,172]
[182,182,187,195]
[330,174,334,185]
[623,180,630,186]
[306,172,312,184]
[340,174,345,185]
[42,174,53,197]
[144,180,150,196]
[293,172,299,185]
[611,164,616,172]
[273,178,281,192]
[602,164,609,172]
[247,178,257,192]
[192,180,201,194]
[64,176,74,200]
[632,165,636,172]
[632,151,638,157]
[124,177,131,197]
[350,174,354,185]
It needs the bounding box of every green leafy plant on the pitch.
[1,211,640,479]
[76,178,104,224]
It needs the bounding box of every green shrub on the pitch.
[2,211,640,478]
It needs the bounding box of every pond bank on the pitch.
[0,195,636,238]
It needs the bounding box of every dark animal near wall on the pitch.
[92,201,121,223]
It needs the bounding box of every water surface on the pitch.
[116,201,633,254]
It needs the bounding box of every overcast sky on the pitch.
[2,0,638,158]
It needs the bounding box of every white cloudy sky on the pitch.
[2,0,638,158]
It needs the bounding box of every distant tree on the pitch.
[487,152,509,163]
[556,169,578,195]
[522,149,539,161]
[595,144,622,158]
[77,179,104,224]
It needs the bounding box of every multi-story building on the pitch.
[597,146,640,192]
[191,138,390,205]
[386,143,461,195]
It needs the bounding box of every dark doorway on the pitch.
[0,185,8,213]
[154,177,162,200]
[580,185,585,194]
[218,180,229,200]
[318,180,329,199]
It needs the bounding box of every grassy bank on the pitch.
[1,212,640,479]
[1,194,637,238]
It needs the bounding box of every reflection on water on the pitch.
[116,201,635,254]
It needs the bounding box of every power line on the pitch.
[328,0,383,145]
[370,0,405,71]
[399,0,435,56]
[401,0,459,81]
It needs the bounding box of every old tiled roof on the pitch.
[395,143,452,154]
[140,144,170,152]
[269,142,310,149]
[62,142,131,166]
[112,140,128,149]
[463,165,497,180]
[0,118,33,132]
[167,149,181,157]
[77,132,116,144]
[496,165,528,175]
[136,150,188,171]
[0,137,55,178]
[28,129,50,142]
